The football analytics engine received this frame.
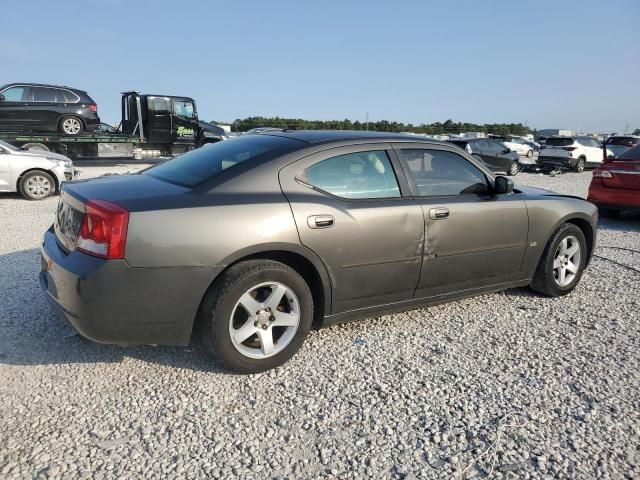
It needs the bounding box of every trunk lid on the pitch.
[54,173,189,251]
[601,160,640,190]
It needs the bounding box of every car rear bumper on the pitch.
[537,156,577,169]
[588,180,640,210]
[40,227,220,346]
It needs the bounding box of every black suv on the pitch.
[447,138,520,176]
[0,83,100,136]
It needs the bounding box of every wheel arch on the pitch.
[563,216,595,266]
[16,168,59,193]
[193,244,332,336]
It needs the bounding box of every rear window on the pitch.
[617,144,640,161]
[606,136,640,147]
[144,135,299,187]
[545,137,574,147]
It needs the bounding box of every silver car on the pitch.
[0,140,75,200]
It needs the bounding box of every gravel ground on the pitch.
[1,166,639,479]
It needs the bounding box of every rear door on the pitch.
[28,86,63,132]
[279,144,425,313]
[392,144,528,298]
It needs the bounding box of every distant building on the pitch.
[462,132,486,139]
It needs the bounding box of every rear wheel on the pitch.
[198,259,313,373]
[19,170,56,200]
[506,161,519,176]
[59,116,83,136]
[526,149,533,158]
[530,223,587,297]
[573,157,586,173]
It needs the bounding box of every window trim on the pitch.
[27,86,80,103]
[391,142,496,199]
[298,148,404,201]
[289,143,413,203]
[0,85,29,102]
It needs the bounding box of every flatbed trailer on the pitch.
[0,91,226,159]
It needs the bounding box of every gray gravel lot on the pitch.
[1,165,639,479]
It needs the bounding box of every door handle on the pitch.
[429,207,450,220]
[307,215,335,229]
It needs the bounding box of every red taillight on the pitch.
[593,169,613,178]
[89,104,98,113]
[77,200,129,259]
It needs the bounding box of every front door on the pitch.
[145,97,173,144]
[279,144,425,313]
[392,144,529,298]
[0,85,30,130]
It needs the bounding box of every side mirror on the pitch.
[502,148,510,154]
[0,94,5,101]
[494,176,514,194]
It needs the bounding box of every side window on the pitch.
[32,87,57,102]
[172,100,195,119]
[61,90,79,103]
[303,150,401,199]
[475,140,489,153]
[1,86,27,102]
[398,149,489,197]
[149,98,170,115]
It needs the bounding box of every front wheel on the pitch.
[530,223,587,297]
[526,149,533,158]
[198,259,313,373]
[506,161,519,176]
[19,170,56,200]
[59,116,83,136]
[573,157,586,173]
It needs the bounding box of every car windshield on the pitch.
[616,144,640,161]
[545,137,574,146]
[144,135,300,187]
[0,139,19,152]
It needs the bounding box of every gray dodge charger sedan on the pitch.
[40,131,597,373]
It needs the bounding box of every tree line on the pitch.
[212,117,533,136]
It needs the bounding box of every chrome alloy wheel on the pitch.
[25,174,53,199]
[229,282,300,359]
[553,235,581,287]
[62,117,81,135]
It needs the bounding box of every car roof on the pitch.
[1,82,87,93]
[259,129,450,146]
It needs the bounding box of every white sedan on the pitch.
[0,140,75,200]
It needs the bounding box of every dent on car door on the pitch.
[392,145,529,298]
[279,144,424,313]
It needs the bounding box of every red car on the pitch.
[588,144,640,216]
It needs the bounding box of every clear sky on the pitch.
[2,0,638,132]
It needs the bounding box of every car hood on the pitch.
[516,184,585,201]
[19,149,71,163]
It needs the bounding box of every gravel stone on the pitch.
[1,167,639,479]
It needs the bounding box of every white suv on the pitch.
[538,136,611,172]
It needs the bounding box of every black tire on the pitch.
[573,157,586,173]
[59,116,84,136]
[198,259,313,373]
[19,170,56,200]
[526,149,533,158]
[506,161,519,176]
[530,223,587,297]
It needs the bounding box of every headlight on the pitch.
[47,157,72,167]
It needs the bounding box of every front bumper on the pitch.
[40,227,220,346]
